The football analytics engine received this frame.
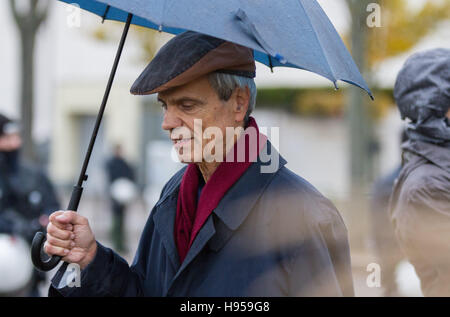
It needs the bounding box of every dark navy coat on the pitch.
[50,142,354,297]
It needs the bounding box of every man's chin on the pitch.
[177,157,192,164]
[175,149,197,164]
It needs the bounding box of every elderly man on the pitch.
[390,48,450,297]
[45,31,353,297]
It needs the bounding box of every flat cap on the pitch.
[130,31,256,95]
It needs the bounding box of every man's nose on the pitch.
[161,108,182,131]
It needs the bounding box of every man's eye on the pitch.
[160,103,167,110]
[180,104,194,111]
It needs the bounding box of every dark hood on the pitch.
[394,48,450,146]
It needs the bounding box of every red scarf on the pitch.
[174,117,267,263]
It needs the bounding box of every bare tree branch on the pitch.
[9,0,25,26]
[35,0,50,27]
[30,0,39,14]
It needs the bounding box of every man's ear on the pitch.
[234,86,250,122]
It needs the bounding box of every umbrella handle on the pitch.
[31,185,83,272]
[30,232,62,271]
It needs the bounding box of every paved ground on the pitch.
[39,194,410,297]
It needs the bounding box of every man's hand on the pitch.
[44,210,97,270]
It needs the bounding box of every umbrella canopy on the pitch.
[59,0,373,97]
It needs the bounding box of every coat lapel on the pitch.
[212,141,287,232]
[152,194,180,270]
[171,215,216,282]
[205,142,286,253]
[169,141,287,281]
[151,167,186,270]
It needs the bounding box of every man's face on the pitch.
[158,75,249,164]
[0,133,22,152]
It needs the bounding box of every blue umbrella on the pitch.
[32,0,372,271]
[59,0,372,95]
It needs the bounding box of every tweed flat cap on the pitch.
[130,31,256,95]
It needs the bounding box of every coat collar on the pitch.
[212,140,287,230]
[403,140,450,173]
[152,140,287,288]
[155,140,287,231]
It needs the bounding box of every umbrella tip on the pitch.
[333,81,339,90]
[369,92,375,101]
[268,56,274,73]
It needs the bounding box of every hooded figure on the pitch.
[390,48,450,297]
[0,113,60,296]
[0,114,60,236]
[46,31,354,297]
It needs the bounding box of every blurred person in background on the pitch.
[369,130,407,297]
[390,48,450,297]
[0,113,60,296]
[105,144,136,253]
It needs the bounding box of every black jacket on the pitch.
[0,156,60,239]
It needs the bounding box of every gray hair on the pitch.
[208,72,257,123]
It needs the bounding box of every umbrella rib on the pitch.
[102,5,110,23]
[296,1,337,84]
[268,55,274,73]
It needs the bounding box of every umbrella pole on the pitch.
[31,13,134,272]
